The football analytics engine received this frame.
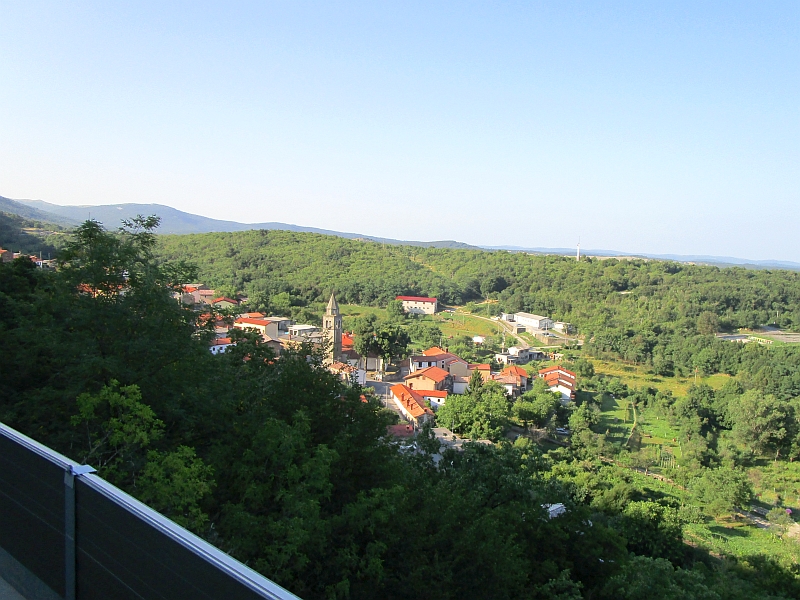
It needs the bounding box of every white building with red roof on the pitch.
[538,365,577,400]
[211,297,239,309]
[209,337,234,355]
[390,384,435,427]
[403,366,453,392]
[409,346,469,376]
[396,295,438,315]
[233,317,279,339]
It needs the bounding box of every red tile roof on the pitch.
[210,338,233,346]
[538,365,576,379]
[501,365,528,377]
[212,297,239,305]
[390,384,434,419]
[422,346,447,356]
[235,317,271,326]
[469,363,492,371]
[419,390,449,398]
[543,373,575,390]
[396,295,437,303]
[404,365,450,383]
[387,424,415,438]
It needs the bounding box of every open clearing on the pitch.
[591,359,731,396]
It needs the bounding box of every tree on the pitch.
[137,446,214,533]
[766,507,794,540]
[437,381,510,441]
[697,311,720,335]
[601,556,719,600]
[728,390,790,459]
[373,324,411,365]
[574,358,595,378]
[691,468,752,517]
[516,388,560,428]
[468,368,484,392]
[512,401,538,429]
[568,401,600,434]
[386,299,405,319]
[71,381,164,484]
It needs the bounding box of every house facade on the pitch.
[390,384,435,427]
[403,366,453,392]
[233,317,279,339]
[538,365,577,400]
[396,295,438,315]
[513,312,555,331]
[209,337,234,355]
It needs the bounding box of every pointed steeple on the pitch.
[326,293,340,316]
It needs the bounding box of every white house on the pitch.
[513,312,554,331]
[553,322,574,333]
[209,337,234,355]
[287,323,319,338]
[419,390,449,411]
[396,295,438,315]
[508,346,532,363]
[233,317,279,339]
[328,361,367,386]
[452,376,469,394]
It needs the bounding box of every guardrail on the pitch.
[0,422,301,600]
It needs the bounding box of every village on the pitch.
[183,285,579,452]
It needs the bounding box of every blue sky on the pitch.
[1,2,798,260]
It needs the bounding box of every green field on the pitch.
[434,311,504,340]
[612,469,800,569]
[596,392,635,446]
[592,359,731,396]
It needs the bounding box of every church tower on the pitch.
[322,292,343,360]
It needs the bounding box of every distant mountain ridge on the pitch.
[3,195,799,270]
[6,197,478,250]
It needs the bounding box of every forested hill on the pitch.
[156,228,800,335]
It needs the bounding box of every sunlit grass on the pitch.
[592,359,731,396]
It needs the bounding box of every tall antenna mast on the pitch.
[576,238,581,262]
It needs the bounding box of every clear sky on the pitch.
[1,2,798,260]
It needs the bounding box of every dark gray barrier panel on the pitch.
[0,423,301,600]
[0,426,69,597]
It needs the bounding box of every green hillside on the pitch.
[4,218,800,599]
[0,211,69,255]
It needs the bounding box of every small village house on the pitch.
[403,366,453,392]
[538,365,577,400]
[390,384,435,428]
[396,295,438,315]
[328,361,367,386]
[234,317,280,339]
[210,297,240,309]
[209,337,234,355]
[511,312,554,331]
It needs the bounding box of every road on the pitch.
[365,380,406,419]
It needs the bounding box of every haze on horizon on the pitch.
[1,2,798,261]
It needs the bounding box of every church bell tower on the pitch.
[323,293,343,360]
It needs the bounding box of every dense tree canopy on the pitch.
[2,220,800,599]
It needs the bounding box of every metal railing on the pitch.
[0,422,301,600]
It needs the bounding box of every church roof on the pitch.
[326,293,340,315]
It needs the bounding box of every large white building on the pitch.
[512,312,554,331]
[396,295,438,315]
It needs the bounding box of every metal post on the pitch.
[64,469,76,600]
[65,465,95,600]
